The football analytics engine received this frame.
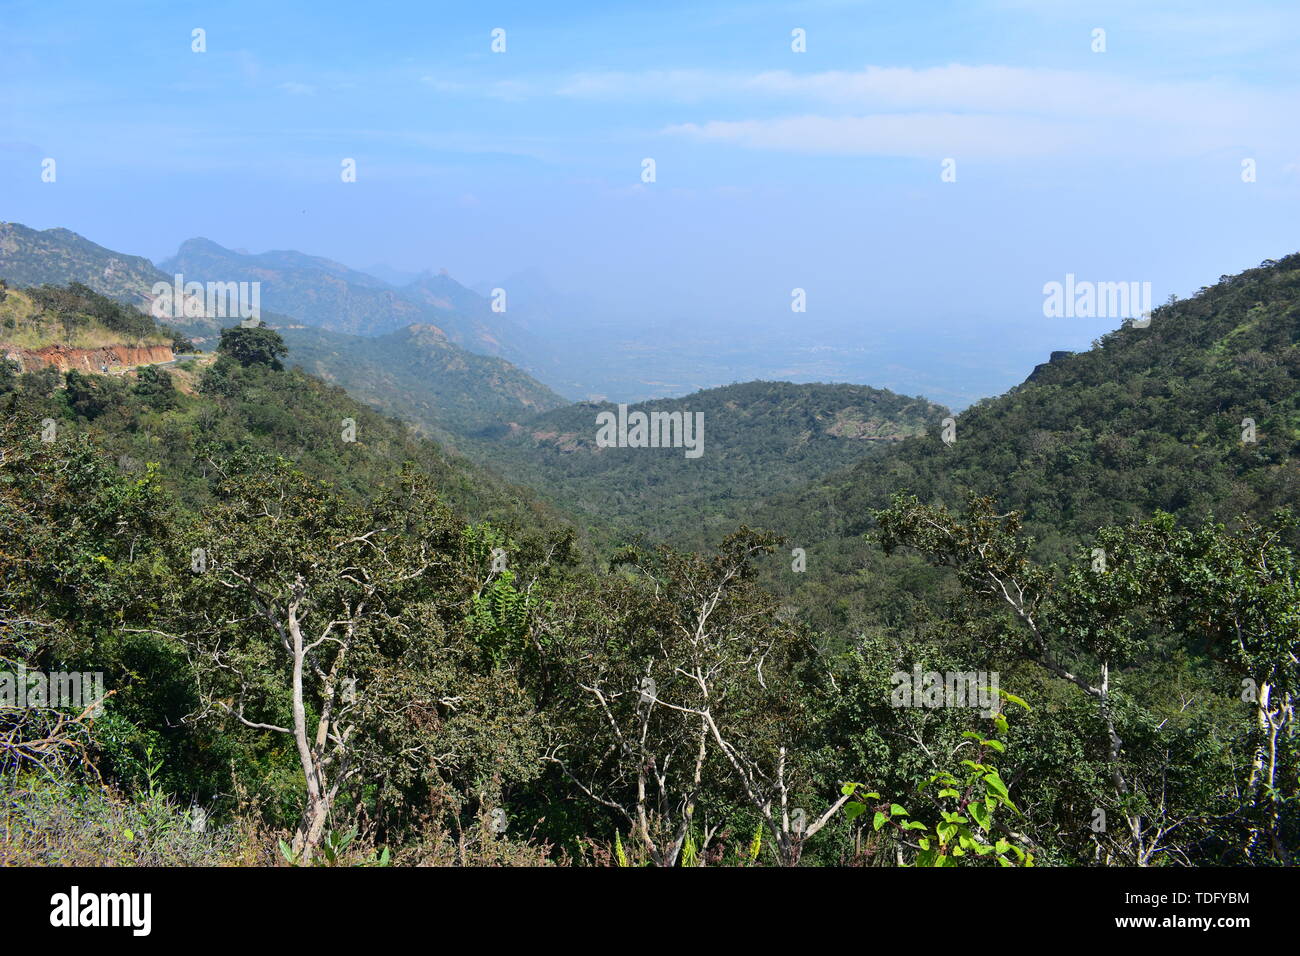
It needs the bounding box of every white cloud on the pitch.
[423,61,1295,161]
[667,112,1089,159]
[421,76,534,101]
[557,70,725,102]
[643,64,1299,159]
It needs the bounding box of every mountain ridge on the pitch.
[747,252,1300,629]
[0,223,569,442]
[468,378,948,543]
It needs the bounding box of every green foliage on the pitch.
[0,357,19,394]
[0,773,257,866]
[217,324,288,369]
[754,254,1300,634]
[278,829,391,867]
[471,380,946,547]
[281,323,567,445]
[133,364,178,410]
[27,283,165,342]
[680,829,699,867]
[63,369,128,419]
[1,258,1296,868]
[869,492,1299,864]
[1,282,191,351]
[844,696,1034,866]
[465,570,537,667]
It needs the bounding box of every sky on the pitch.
[3,0,1299,405]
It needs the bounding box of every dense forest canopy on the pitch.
[1,258,1297,867]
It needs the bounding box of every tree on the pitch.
[545,529,849,866]
[873,493,1299,864]
[63,369,127,419]
[1094,511,1299,862]
[0,414,167,776]
[0,358,18,395]
[217,325,287,369]
[842,696,1036,866]
[133,364,177,410]
[175,457,477,862]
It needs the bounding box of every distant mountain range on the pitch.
[0,223,565,441]
[0,221,954,545]
[0,223,164,309]
[159,238,562,381]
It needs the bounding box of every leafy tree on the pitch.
[544,529,846,866]
[0,413,173,778]
[217,325,288,369]
[63,369,127,420]
[1084,511,1300,862]
[0,358,17,395]
[873,493,1298,864]
[843,694,1035,866]
[171,456,544,862]
[133,364,178,410]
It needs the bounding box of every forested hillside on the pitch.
[1,262,1296,870]
[1,315,570,534]
[0,223,164,308]
[281,322,567,446]
[753,254,1300,631]
[9,0,1300,912]
[1,282,183,354]
[472,380,947,543]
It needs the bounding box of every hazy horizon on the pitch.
[5,0,1299,406]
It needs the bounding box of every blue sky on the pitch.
[3,0,1299,404]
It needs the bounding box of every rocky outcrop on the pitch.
[1,343,174,373]
[825,408,916,440]
[1026,350,1076,384]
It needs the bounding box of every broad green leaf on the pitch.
[1002,692,1030,711]
[984,772,1009,799]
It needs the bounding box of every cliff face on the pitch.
[2,343,174,373]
